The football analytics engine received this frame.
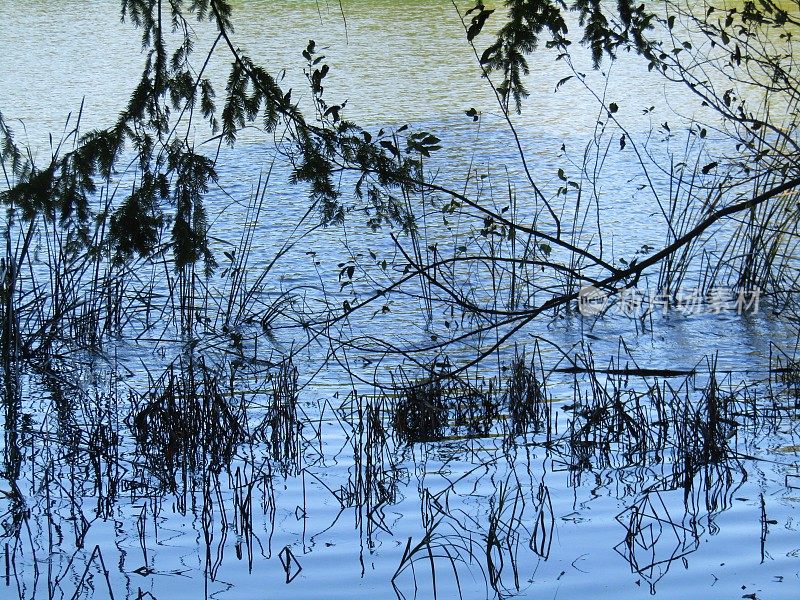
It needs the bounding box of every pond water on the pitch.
[0,1,799,599]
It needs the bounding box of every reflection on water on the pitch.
[0,346,798,599]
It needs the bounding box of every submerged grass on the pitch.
[130,357,245,488]
[253,357,303,476]
[392,377,449,444]
[504,344,550,440]
[391,369,500,444]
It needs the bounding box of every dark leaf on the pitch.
[467,8,494,42]
[555,76,573,92]
[379,140,399,156]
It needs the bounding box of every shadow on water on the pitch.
[0,337,796,599]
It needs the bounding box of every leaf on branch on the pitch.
[554,76,573,92]
[479,41,501,65]
[406,132,442,157]
[732,44,742,65]
[379,140,400,157]
[467,7,495,42]
[323,105,341,122]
